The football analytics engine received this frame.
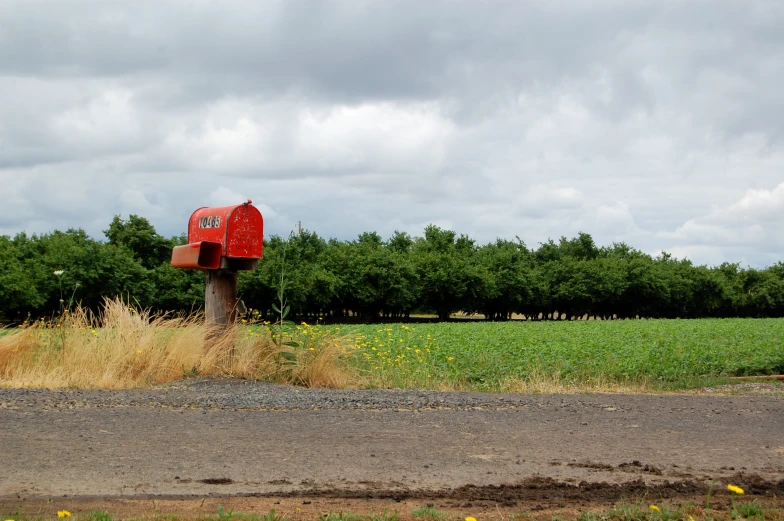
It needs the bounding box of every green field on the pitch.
[294,319,784,391]
[5,313,783,391]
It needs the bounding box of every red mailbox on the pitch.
[171,200,263,270]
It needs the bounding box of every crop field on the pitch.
[3,298,783,391]
[282,319,784,391]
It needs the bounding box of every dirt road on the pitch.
[1,379,783,511]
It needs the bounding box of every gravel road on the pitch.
[1,378,783,504]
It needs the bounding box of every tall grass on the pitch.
[0,298,357,390]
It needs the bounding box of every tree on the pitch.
[413,225,484,320]
[0,235,46,319]
[474,239,533,320]
[4,217,784,321]
[104,215,173,269]
[3,229,154,317]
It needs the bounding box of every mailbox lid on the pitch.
[188,202,263,259]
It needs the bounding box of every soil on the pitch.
[1,379,783,518]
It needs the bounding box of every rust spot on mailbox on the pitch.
[171,200,263,270]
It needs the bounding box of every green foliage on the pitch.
[650,506,683,521]
[732,500,763,520]
[104,214,173,269]
[577,503,682,521]
[213,506,262,521]
[367,510,399,521]
[78,511,114,521]
[605,502,646,521]
[2,218,784,324]
[0,229,154,320]
[259,510,286,521]
[411,506,444,521]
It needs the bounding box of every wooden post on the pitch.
[205,269,239,336]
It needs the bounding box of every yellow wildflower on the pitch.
[649,506,660,512]
[58,512,71,518]
[466,518,477,521]
[727,484,745,495]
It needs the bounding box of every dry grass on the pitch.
[0,298,358,390]
[499,370,656,394]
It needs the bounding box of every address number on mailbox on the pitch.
[199,216,221,229]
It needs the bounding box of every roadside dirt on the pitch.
[1,380,782,518]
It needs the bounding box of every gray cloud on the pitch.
[1,0,783,266]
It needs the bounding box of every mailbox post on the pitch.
[171,200,263,334]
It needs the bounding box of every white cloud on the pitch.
[593,202,640,236]
[163,98,454,177]
[51,89,145,152]
[658,182,784,266]
[725,182,784,223]
[514,184,584,219]
[119,188,159,216]
[209,186,249,207]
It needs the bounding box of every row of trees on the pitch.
[2,215,784,323]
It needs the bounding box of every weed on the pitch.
[319,512,361,521]
[271,232,293,343]
[411,506,444,521]
[125,516,180,521]
[367,510,398,521]
[733,501,763,520]
[706,480,717,511]
[1,511,45,521]
[606,501,646,521]
[653,506,683,521]
[213,506,260,521]
[259,510,286,521]
[79,512,114,521]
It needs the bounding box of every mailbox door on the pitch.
[226,204,263,259]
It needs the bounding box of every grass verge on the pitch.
[2,306,783,392]
[0,298,357,390]
[2,497,783,521]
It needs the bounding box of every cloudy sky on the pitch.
[1,1,782,267]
